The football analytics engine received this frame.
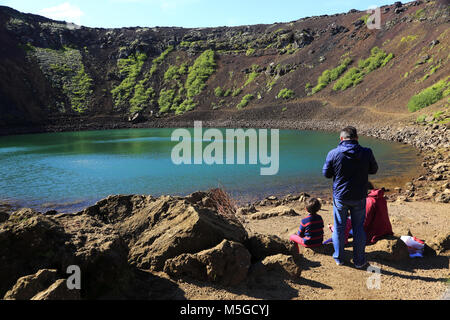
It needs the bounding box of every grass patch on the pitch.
[400,35,418,43]
[232,87,243,97]
[19,42,36,53]
[360,14,370,24]
[333,47,394,91]
[311,57,352,94]
[416,114,426,123]
[237,94,254,109]
[158,88,176,113]
[414,8,425,19]
[111,52,147,109]
[215,86,225,97]
[67,65,93,113]
[130,81,155,114]
[407,77,450,112]
[150,46,174,76]
[246,48,256,56]
[277,88,295,99]
[185,49,216,98]
[175,98,197,115]
[244,71,259,87]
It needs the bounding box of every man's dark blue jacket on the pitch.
[323,140,378,201]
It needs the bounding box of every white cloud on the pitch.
[38,2,84,25]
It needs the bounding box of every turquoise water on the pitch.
[0,128,420,212]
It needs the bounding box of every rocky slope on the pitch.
[0,1,449,134]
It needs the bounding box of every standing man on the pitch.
[323,127,378,268]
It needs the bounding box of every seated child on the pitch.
[290,198,324,248]
[323,218,352,245]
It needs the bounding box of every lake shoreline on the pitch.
[0,117,448,213]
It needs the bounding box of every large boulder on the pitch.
[164,240,251,286]
[244,233,296,262]
[57,214,133,299]
[3,269,58,300]
[368,236,410,262]
[428,232,450,255]
[31,279,80,300]
[0,208,133,299]
[249,254,301,282]
[82,192,247,271]
[0,213,71,297]
[1,190,248,297]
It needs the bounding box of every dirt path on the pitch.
[174,200,449,300]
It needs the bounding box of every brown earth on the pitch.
[171,200,449,300]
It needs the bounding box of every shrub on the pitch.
[19,42,36,53]
[164,65,180,81]
[111,52,147,108]
[400,35,418,43]
[416,114,426,123]
[69,65,93,113]
[244,71,259,87]
[407,77,450,112]
[237,94,254,109]
[311,57,353,94]
[215,86,224,97]
[185,49,216,98]
[175,98,197,115]
[246,48,255,56]
[150,46,174,76]
[130,81,155,114]
[232,88,243,97]
[333,47,393,91]
[277,88,295,99]
[158,88,176,113]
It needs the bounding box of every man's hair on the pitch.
[340,126,358,140]
[306,198,321,215]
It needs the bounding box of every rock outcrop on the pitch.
[3,269,59,300]
[81,191,248,271]
[367,236,410,262]
[164,240,251,286]
[0,190,255,299]
[244,233,296,262]
[31,279,81,300]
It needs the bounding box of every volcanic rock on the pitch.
[368,236,410,261]
[31,279,81,300]
[244,233,296,262]
[3,269,58,300]
[163,240,251,286]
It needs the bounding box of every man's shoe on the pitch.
[335,259,344,266]
[355,262,369,269]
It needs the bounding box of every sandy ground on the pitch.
[166,200,449,300]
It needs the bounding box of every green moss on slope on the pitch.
[333,47,394,91]
[111,52,147,110]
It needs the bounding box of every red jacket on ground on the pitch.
[364,189,393,244]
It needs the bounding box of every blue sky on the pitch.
[2,0,395,28]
